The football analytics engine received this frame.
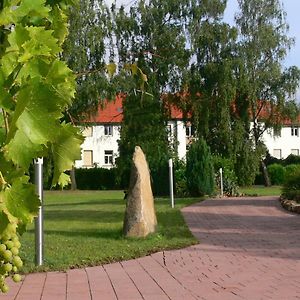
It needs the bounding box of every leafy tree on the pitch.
[62,0,112,120]
[111,0,191,192]
[234,0,300,185]
[0,0,82,291]
[117,91,170,195]
[186,138,215,196]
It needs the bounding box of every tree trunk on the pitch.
[260,160,271,187]
[70,165,77,190]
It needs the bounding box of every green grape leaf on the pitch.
[4,178,40,230]
[0,88,14,112]
[48,6,68,46]
[14,0,50,19]
[45,60,76,105]
[51,123,83,186]
[0,153,24,184]
[6,25,30,53]
[19,27,61,63]
[16,58,50,83]
[57,173,71,187]
[106,63,117,78]
[131,63,138,75]
[0,7,15,26]
[1,52,19,78]
[4,130,45,169]
[0,211,9,233]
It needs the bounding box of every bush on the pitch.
[285,164,300,178]
[186,138,215,196]
[283,154,300,166]
[75,167,119,190]
[212,155,239,196]
[267,164,286,185]
[264,152,284,166]
[174,159,188,197]
[234,140,261,186]
[150,162,170,196]
[282,168,300,202]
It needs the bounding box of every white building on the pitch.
[261,126,300,159]
[75,97,300,168]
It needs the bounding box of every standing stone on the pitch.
[123,146,157,237]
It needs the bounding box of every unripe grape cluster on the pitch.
[0,223,23,293]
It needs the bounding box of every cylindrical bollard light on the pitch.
[35,158,44,266]
[169,158,175,208]
[219,167,223,197]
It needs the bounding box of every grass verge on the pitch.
[20,190,201,273]
[239,185,282,196]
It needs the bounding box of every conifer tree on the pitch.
[186,138,215,196]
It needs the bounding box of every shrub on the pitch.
[150,162,170,196]
[285,164,300,178]
[186,138,215,196]
[212,155,239,196]
[234,140,261,186]
[174,159,188,197]
[75,167,119,190]
[282,168,300,202]
[267,164,286,185]
[283,154,300,166]
[264,152,284,166]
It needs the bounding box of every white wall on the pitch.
[76,122,300,169]
[75,124,121,168]
[75,120,190,168]
[262,126,300,158]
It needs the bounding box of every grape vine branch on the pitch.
[0,0,83,292]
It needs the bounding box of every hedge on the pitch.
[75,167,119,190]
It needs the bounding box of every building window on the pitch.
[83,150,93,167]
[291,126,299,136]
[273,149,282,159]
[104,150,113,165]
[82,127,93,137]
[104,125,113,136]
[291,149,299,156]
[185,125,194,137]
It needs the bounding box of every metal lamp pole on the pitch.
[169,158,175,208]
[34,158,44,266]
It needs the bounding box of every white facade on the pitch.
[75,120,191,168]
[75,122,300,168]
[261,126,300,159]
[75,124,121,168]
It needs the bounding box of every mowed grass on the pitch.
[19,190,200,273]
[239,185,282,196]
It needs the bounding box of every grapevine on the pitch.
[0,0,82,292]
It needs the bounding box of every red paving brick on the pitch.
[1,196,300,299]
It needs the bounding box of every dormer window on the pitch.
[104,125,113,136]
[291,126,299,137]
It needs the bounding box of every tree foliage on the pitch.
[0,0,82,291]
[62,0,113,120]
[111,0,191,192]
[235,0,300,153]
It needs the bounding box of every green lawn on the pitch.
[239,185,282,196]
[20,190,200,273]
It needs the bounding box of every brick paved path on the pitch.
[1,196,300,300]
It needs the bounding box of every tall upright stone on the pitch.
[123,146,157,237]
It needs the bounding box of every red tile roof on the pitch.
[86,95,124,123]
[83,95,300,126]
[84,95,185,124]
